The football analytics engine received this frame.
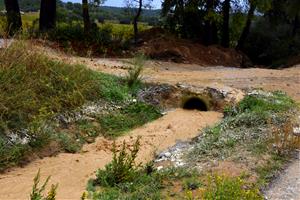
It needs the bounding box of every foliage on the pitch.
[0,40,160,171]
[89,138,163,200]
[88,140,200,200]
[190,90,298,161]
[30,169,58,200]
[96,138,141,187]
[0,136,27,171]
[56,132,81,153]
[243,0,300,66]
[98,102,161,137]
[255,154,286,187]
[203,175,263,200]
[0,40,102,132]
[126,54,146,87]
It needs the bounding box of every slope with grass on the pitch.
[0,40,160,172]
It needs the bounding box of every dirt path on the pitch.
[0,109,222,199]
[264,154,300,200]
[44,49,300,101]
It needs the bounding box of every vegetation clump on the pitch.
[203,175,263,200]
[0,41,161,171]
[87,139,205,200]
[30,169,58,200]
[190,90,298,162]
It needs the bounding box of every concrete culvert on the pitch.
[182,97,208,111]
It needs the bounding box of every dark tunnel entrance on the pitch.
[182,97,208,111]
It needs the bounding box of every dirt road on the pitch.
[0,109,221,199]
[50,52,300,101]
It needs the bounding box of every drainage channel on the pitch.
[137,83,245,112]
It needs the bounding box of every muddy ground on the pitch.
[0,47,299,199]
[0,109,221,199]
[47,49,299,101]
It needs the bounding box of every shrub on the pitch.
[95,138,141,187]
[126,54,146,87]
[88,139,165,200]
[30,170,58,200]
[203,175,263,200]
[56,132,81,153]
[190,90,298,161]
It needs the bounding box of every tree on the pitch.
[236,0,256,50]
[82,0,91,34]
[82,0,105,34]
[39,0,56,31]
[133,0,143,44]
[221,0,230,47]
[203,0,219,45]
[4,0,22,35]
[236,0,272,50]
[125,0,152,44]
[286,0,300,36]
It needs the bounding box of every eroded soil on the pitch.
[44,48,300,101]
[0,109,221,199]
[0,46,299,199]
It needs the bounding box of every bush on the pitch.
[190,90,298,161]
[203,175,263,200]
[30,170,58,200]
[126,54,146,87]
[96,138,141,187]
[88,139,164,200]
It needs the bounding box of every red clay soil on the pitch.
[138,28,249,67]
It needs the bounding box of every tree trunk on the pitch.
[292,14,299,36]
[236,1,256,51]
[4,0,22,36]
[39,0,56,31]
[82,0,91,34]
[133,0,143,45]
[204,0,218,45]
[221,0,230,48]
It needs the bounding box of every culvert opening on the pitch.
[182,97,208,111]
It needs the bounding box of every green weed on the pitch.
[0,40,157,171]
[56,132,81,153]
[95,138,141,187]
[98,102,161,137]
[203,175,263,200]
[255,154,286,187]
[30,169,58,200]
[89,138,164,200]
[126,54,146,87]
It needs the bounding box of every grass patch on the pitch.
[98,102,161,137]
[0,40,160,171]
[255,154,287,187]
[203,175,263,200]
[189,90,298,161]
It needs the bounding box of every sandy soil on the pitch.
[0,109,222,199]
[45,49,300,101]
[1,46,298,199]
